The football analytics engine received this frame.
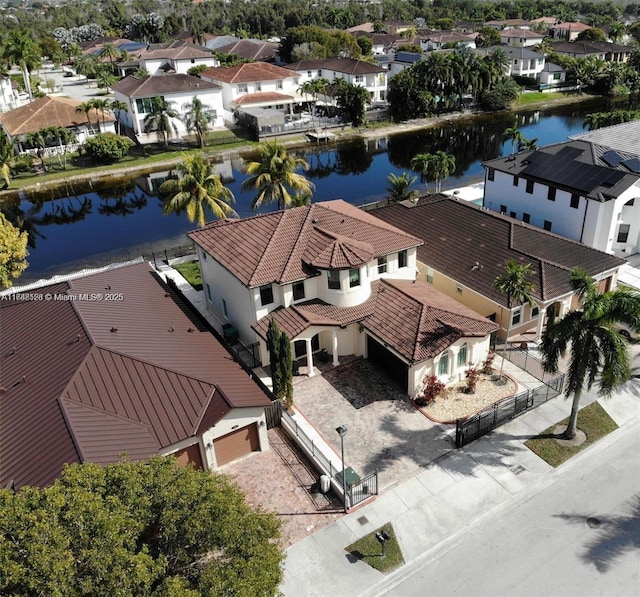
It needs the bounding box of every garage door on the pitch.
[214,424,260,466]
[174,443,204,470]
[366,335,409,393]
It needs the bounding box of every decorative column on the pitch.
[535,309,545,341]
[332,330,340,366]
[306,338,315,377]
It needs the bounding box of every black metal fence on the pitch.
[348,470,378,507]
[504,344,558,384]
[145,243,196,268]
[455,372,564,448]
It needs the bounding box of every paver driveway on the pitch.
[293,357,456,491]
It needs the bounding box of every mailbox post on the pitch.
[375,530,391,557]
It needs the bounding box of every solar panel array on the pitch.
[523,149,625,194]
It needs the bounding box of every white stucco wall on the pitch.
[114,86,224,136]
[484,169,640,255]
[201,407,269,469]
[199,248,258,344]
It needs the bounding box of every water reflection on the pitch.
[9,97,631,282]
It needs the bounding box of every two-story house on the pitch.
[498,46,546,78]
[112,74,224,142]
[285,58,388,103]
[482,121,640,256]
[200,62,301,125]
[499,27,546,47]
[138,41,219,75]
[188,200,498,395]
[371,195,624,346]
[549,22,593,41]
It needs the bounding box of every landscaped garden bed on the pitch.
[414,371,517,424]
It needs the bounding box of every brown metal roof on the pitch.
[253,279,497,363]
[189,200,422,287]
[371,196,624,305]
[0,263,270,488]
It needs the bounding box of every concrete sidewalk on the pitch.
[280,385,640,597]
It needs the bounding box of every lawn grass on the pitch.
[524,401,618,467]
[173,261,203,290]
[345,523,404,574]
[7,130,257,190]
[514,91,573,105]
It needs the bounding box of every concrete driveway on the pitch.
[293,358,456,492]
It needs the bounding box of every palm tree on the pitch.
[143,97,179,147]
[89,98,110,130]
[75,101,96,132]
[410,152,435,192]
[1,29,41,100]
[410,151,455,193]
[541,269,640,438]
[241,141,315,210]
[73,53,102,83]
[503,125,525,155]
[110,100,129,134]
[430,151,456,193]
[493,260,537,379]
[97,70,117,92]
[386,172,418,203]
[99,42,121,74]
[517,136,539,151]
[159,153,236,227]
[182,96,216,148]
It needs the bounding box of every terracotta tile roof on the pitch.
[0,96,115,136]
[234,91,294,105]
[253,279,498,363]
[0,263,270,488]
[201,62,298,84]
[112,74,220,98]
[189,200,422,287]
[303,227,375,269]
[285,57,385,75]
[371,196,624,305]
[500,27,545,38]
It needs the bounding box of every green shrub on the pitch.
[84,133,133,162]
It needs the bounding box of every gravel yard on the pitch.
[418,372,517,423]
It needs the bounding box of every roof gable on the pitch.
[189,200,422,287]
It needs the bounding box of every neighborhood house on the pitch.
[188,200,499,395]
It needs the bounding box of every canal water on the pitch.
[7,97,626,283]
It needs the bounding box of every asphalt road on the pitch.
[378,418,640,597]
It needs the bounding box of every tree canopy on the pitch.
[541,269,640,438]
[0,457,283,596]
[0,212,29,288]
